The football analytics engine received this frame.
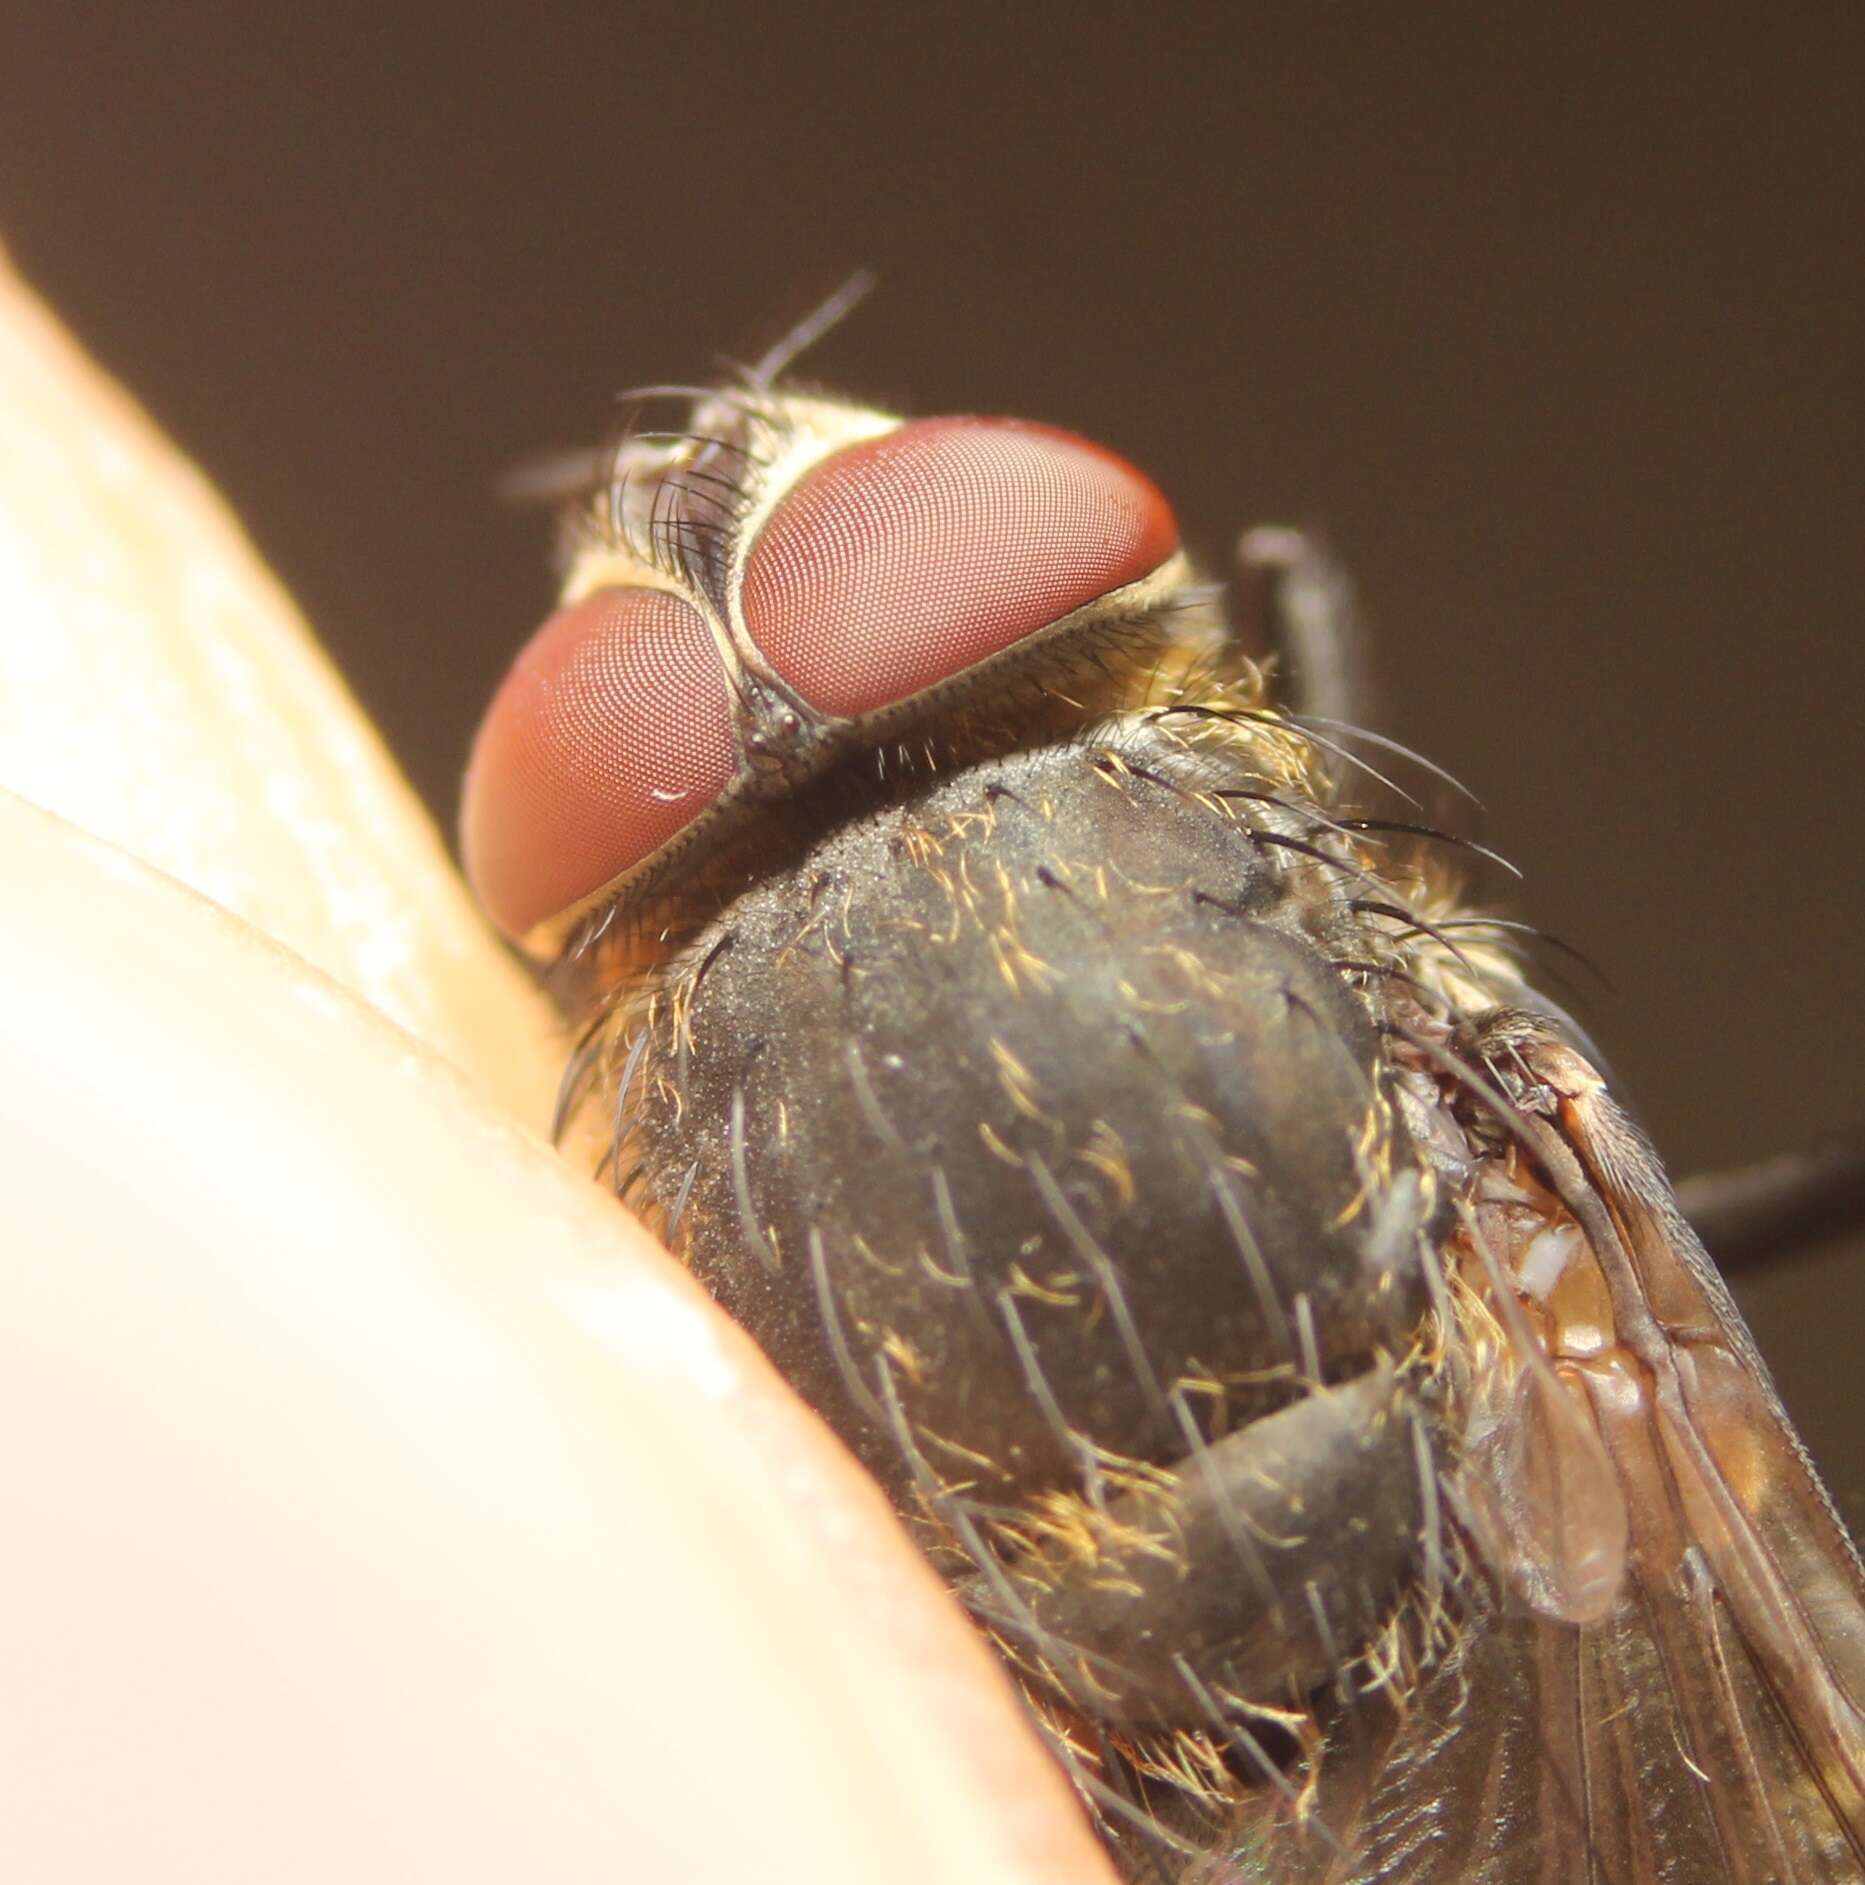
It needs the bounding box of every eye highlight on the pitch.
[461,586,735,940]
[740,418,1179,719]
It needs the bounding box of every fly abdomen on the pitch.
[636,727,1434,1521]
[980,1361,1429,1728]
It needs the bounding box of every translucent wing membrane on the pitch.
[1216,1034,1865,1883]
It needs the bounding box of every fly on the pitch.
[463,313,1865,1882]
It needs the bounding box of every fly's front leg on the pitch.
[1229,526,1374,729]
[964,1361,1434,1732]
[1675,1142,1865,1274]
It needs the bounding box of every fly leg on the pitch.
[1676,1141,1865,1274]
[961,1360,1432,1733]
[1228,526,1374,729]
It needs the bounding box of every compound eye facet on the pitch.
[462,586,735,939]
[740,418,1179,720]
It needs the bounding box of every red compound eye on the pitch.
[462,586,736,938]
[741,418,1178,720]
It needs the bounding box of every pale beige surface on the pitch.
[0,252,559,1126]
[0,255,1111,1884]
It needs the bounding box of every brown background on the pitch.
[4,7,1861,1528]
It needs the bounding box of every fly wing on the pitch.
[1206,1028,1865,1884]
[1213,1567,1862,1882]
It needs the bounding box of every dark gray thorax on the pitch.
[639,729,1434,1500]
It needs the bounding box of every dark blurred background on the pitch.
[5,6,1861,1525]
